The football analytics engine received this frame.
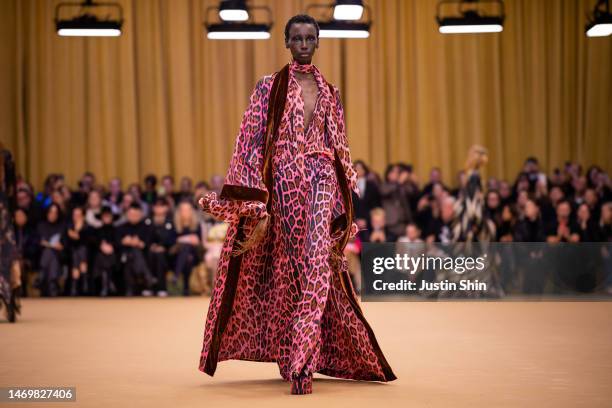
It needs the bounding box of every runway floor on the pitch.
[1,297,611,407]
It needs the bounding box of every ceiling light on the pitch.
[319,21,370,38]
[219,0,249,22]
[205,0,272,40]
[586,0,612,37]
[207,23,271,40]
[307,1,372,39]
[333,0,364,21]
[436,0,504,34]
[55,0,123,37]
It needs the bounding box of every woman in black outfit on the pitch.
[36,203,66,297]
[91,206,118,296]
[172,201,203,296]
[66,206,91,296]
[146,197,176,296]
[514,199,547,294]
[576,203,601,242]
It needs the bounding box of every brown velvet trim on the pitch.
[332,148,354,252]
[219,184,268,204]
[328,82,350,242]
[338,267,398,381]
[203,217,246,376]
[262,64,289,214]
[204,65,289,376]
[332,132,397,382]
[330,213,348,238]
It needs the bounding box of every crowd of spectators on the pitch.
[12,157,612,297]
[14,173,225,297]
[351,158,611,245]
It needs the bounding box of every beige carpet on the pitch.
[1,297,610,407]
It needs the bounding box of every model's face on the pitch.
[286,23,318,65]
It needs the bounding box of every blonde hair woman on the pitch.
[173,201,203,296]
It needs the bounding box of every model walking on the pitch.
[197,14,396,394]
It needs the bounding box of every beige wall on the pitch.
[0,0,610,190]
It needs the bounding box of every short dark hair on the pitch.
[399,163,413,173]
[144,174,157,186]
[284,14,319,42]
[154,197,168,207]
[128,202,142,211]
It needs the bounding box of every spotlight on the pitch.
[333,0,364,21]
[307,1,372,39]
[207,23,271,40]
[436,0,504,34]
[586,0,612,37]
[55,0,123,37]
[219,0,249,22]
[319,21,370,38]
[205,0,272,40]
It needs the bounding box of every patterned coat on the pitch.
[198,62,396,382]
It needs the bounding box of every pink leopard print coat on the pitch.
[198,61,396,383]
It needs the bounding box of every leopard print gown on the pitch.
[199,61,396,383]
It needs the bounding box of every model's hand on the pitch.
[198,191,240,222]
[198,192,216,213]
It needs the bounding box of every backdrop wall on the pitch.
[0,0,610,189]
